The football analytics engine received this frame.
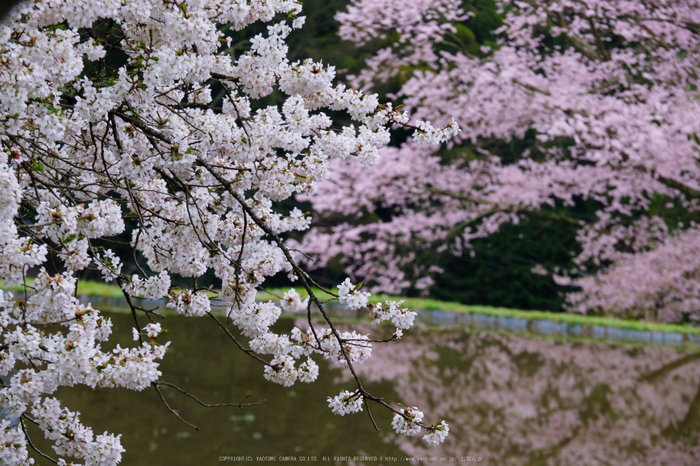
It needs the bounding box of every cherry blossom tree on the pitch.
[300,0,700,323]
[0,1,461,463]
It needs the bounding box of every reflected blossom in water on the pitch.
[328,322,700,465]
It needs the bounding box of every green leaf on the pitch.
[31,159,45,172]
[453,23,476,43]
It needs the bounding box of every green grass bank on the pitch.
[3,279,700,336]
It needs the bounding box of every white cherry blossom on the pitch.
[0,0,451,461]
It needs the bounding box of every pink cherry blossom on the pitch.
[300,0,700,321]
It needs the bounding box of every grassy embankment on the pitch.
[3,279,700,336]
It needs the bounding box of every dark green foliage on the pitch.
[430,218,580,311]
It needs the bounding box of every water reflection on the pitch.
[339,322,700,465]
[29,311,700,465]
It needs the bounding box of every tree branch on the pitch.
[658,176,700,200]
[155,381,265,409]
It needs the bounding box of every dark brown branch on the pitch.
[151,382,199,431]
[658,176,700,200]
[109,110,171,143]
[155,381,265,408]
[20,417,59,464]
[205,311,271,366]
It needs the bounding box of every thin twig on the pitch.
[155,381,266,408]
[151,382,199,431]
[20,417,59,464]
[205,311,271,366]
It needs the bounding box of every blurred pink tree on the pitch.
[299,0,700,323]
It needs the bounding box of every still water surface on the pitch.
[30,310,700,465]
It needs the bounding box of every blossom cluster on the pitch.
[337,278,370,310]
[392,406,424,436]
[291,326,373,367]
[0,273,167,464]
[127,271,171,300]
[391,406,449,446]
[280,288,309,313]
[31,398,125,465]
[167,290,211,317]
[368,299,417,337]
[327,390,363,416]
[0,0,451,461]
